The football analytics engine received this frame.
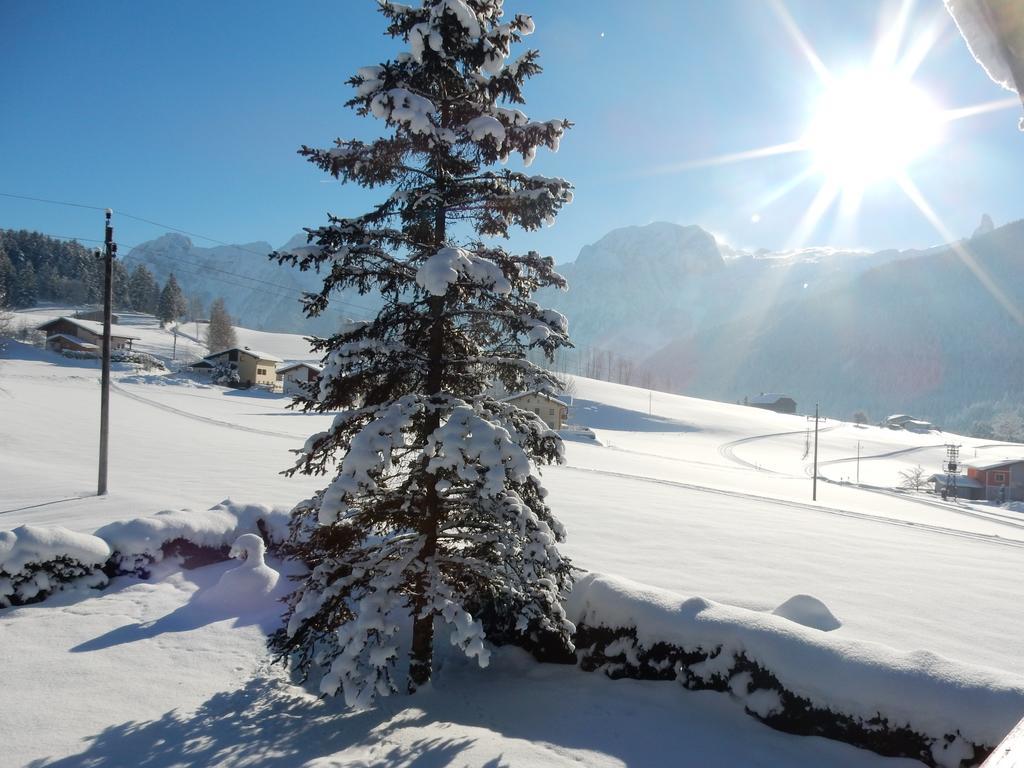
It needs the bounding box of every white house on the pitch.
[502,391,569,430]
[277,361,322,395]
[191,347,283,387]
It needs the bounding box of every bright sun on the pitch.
[805,72,942,189]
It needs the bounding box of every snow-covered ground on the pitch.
[3,309,1022,767]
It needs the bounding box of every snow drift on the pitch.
[566,572,1024,767]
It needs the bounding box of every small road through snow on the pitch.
[110,382,300,440]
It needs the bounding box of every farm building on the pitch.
[192,347,282,388]
[503,391,569,431]
[964,458,1024,503]
[748,393,797,415]
[884,414,937,431]
[928,473,985,501]
[277,361,322,395]
[37,317,139,356]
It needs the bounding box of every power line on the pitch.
[0,190,286,260]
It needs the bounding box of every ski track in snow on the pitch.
[559,465,1024,550]
[110,382,299,440]
[718,425,841,474]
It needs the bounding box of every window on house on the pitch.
[549,408,555,416]
[228,350,239,362]
[993,472,1006,483]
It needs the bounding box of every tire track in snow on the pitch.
[557,465,1024,550]
[110,382,300,440]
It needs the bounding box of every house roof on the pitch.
[46,333,98,351]
[204,347,283,364]
[967,458,1024,471]
[501,391,569,408]
[928,473,984,488]
[189,359,215,369]
[277,361,323,374]
[37,316,140,340]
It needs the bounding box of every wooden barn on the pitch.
[37,316,138,355]
[748,393,797,415]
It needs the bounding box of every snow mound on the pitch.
[566,572,1024,749]
[199,534,280,607]
[0,525,110,574]
[772,594,841,632]
[0,525,111,606]
[95,500,290,570]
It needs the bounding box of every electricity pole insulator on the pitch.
[97,210,114,496]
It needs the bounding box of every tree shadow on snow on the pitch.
[28,649,896,768]
[27,676,476,768]
[571,398,698,433]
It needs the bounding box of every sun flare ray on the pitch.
[768,0,832,85]
[646,140,805,176]
[896,173,1024,325]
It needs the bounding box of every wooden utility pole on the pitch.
[807,404,826,501]
[97,209,115,496]
[856,441,861,485]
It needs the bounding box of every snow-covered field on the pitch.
[3,309,1023,767]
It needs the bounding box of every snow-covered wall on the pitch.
[566,573,1024,768]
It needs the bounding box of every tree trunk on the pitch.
[409,166,448,692]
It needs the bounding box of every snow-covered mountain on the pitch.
[125,233,382,336]
[540,221,914,357]
[642,219,1024,432]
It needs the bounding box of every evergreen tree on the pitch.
[0,247,12,306]
[9,261,37,308]
[271,0,575,705]
[112,260,131,310]
[157,273,187,326]
[128,264,161,314]
[206,297,237,352]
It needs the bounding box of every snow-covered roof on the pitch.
[749,393,793,405]
[501,391,569,408]
[204,347,283,363]
[276,361,323,374]
[928,473,984,489]
[37,316,140,340]
[45,333,98,351]
[967,458,1024,471]
[189,359,215,369]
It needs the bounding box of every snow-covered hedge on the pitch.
[96,500,290,576]
[0,501,290,607]
[0,526,111,607]
[565,573,1024,768]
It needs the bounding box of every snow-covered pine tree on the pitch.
[157,273,187,327]
[270,0,575,706]
[206,297,237,353]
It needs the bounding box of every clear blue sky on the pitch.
[1,0,1019,262]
